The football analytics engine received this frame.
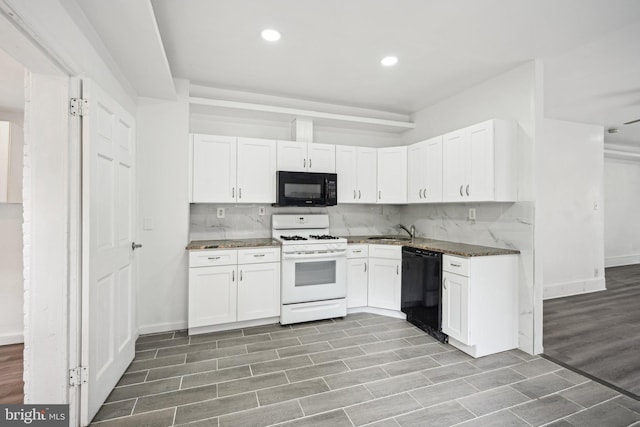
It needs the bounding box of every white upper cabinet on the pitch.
[408,136,442,203]
[192,134,237,203]
[277,141,335,173]
[377,146,407,204]
[191,134,276,203]
[442,119,517,202]
[335,145,377,204]
[236,137,277,203]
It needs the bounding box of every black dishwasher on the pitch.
[401,247,448,343]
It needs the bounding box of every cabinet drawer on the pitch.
[347,244,368,258]
[237,247,281,264]
[368,244,402,260]
[189,249,237,267]
[443,255,469,276]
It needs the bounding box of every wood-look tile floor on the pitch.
[0,343,23,404]
[544,265,640,398]
[92,313,640,426]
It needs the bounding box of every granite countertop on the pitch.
[346,235,520,257]
[186,238,280,250]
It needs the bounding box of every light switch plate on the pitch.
[217,208,225,218]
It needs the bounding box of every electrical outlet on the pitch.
[217,208,225,219]
[468,208,476,221]
[258,206,266,216]
[594,201,599,210]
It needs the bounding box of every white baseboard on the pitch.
[138,321,188,335]
[605,254,640,268]
[0,332,24,346]
[543,277,606,300]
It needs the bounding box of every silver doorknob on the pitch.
[132,242,143,250]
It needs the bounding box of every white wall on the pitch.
[0,110,23,345]
[136,79,190,334]
[401,61,541,354]
[604,156,640,267]
[540,119,605,299]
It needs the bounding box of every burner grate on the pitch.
[280,235,307,241]
[309,234,340,240]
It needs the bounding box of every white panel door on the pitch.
[347,258,368,308]
[377,146,407,204]
[307,143,335,173]
[188,265,237,327]
[424,136,443,202]
[192,134,237,202]
[237,137,277,203]
[357,147,377,203]
[407,141,427,203]
[467,121,494,201]
[442,272,471,344]
[442,129,466,201]
[367,258,401,310]
[81,80,136,425]
[277,140,307,172]
[335,145,357,203]
[237,262,281,321]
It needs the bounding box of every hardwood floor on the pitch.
[0,343,24,403]
[544,264,640,398]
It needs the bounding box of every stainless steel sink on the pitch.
[367,236,411,241]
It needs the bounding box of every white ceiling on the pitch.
[73,0,640,145]
[0,47,24,113]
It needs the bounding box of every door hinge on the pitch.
[69,98,88,117]
[69,366,88,387]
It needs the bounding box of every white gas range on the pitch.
[272,214,348,325]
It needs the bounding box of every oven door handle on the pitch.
[282,250,347,260]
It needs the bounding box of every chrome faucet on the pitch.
[398,224,415,239]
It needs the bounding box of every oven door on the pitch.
[281,252,347,304]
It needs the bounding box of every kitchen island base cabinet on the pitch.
[442,254,518,358]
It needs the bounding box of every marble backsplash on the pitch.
[189,204,403,240]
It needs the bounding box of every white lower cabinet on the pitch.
[237,262,280,321]
[188,247,280,332]
[441,254,518,358]
[367,245,402,311]
[347,244,368,308]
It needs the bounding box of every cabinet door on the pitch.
[308,143,336,173]
[356,147,377,203]
[237,262,281,321]
[367,258,401,311]
[277,140,307,172]
[377,146,407,204]
[467,121,494,202]
[442,129,466,202]
[424,136,443,202]
[441,271,471,344]
[237,137,277,203]
[407,141,427,203]
[192,134,236,202]
[347,258,368,308]
[188,265,237,327]
[335,145,358,203]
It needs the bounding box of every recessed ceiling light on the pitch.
[381,56,398,66]
[261,29,281,42]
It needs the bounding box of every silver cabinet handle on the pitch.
[450,262,461,267]
[132,242,143,250]
[364,262,367,273]
[352,249,361,253]
[419,189,423,199]
[232,187,235,198]
[239,188,242,199]
[309,159,312,168]
[232,270,235,281]
[443,278,447,290]
[424,188,427,199]
[253,253,265,257]
[208,256,221,260]
[379,190,382,200]
[303,158,306,168]
[459,185,463,196]
[358,190,361,199]
[240,270,243,281]
[466,184,470,196]
[396,265,399,275]
[354,190,357,199]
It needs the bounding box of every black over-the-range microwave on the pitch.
[274,171,337,207]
